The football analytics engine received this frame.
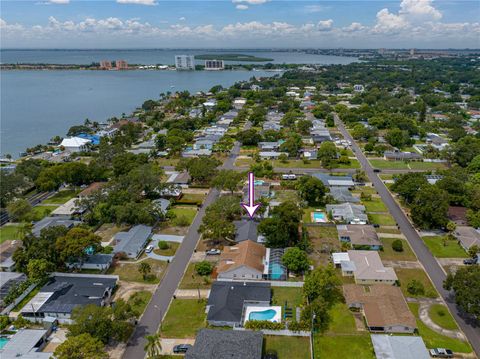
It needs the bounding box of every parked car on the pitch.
[173,344,192,354]
[463,257,478,265]
[282,174,297,180]
[264,350,278,359]
[206,249,221,255]
[373,168,381,173]
[145,245,154,253]
[429,348,453,358]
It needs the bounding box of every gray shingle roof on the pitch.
[32,216,77,236]
[329,187,359,203]
[113,225,152,257]
[233,220,259,243]
[371,334,430,359]
[207,281,271,324]
[186,329,263,359]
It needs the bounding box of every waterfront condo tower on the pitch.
[175,55,195,70]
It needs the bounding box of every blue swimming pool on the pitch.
[313,212,326,222]
[254,180,265,186]
[249,309,277,321]
[0,337,10,349]
[270,263,285,280]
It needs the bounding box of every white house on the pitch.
[60,137,91,152]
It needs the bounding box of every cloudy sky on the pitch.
[1,0,479,49]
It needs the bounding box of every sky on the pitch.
[0,0,479,49]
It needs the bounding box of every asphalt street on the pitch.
[335,114,480,356]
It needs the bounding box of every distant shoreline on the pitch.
[194,53,274,62]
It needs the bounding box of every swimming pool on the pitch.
[0,337,10,349]
[254,180,265,186]
[270,263,285,280]
[312,211,327,223]
[244,305,282,324]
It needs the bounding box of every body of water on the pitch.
[0,50,359,157]
[0,49,358,65]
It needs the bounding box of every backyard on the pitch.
[409,303,472,353]
[168,206,198,226]
[0,224,22,243]
[263,336,311,359]
[272,287,304,320]
[161,299,207,338]
[421,236,468,258]
[306,225,340,266]
[30,205,58,221]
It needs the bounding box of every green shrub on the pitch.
[407,279,425,296]
[173,215,190,227]
[244,320,285,330]
[287,320,310,332]
[194,261,213,276]
[392,239,404,252]
[158,241,169,250]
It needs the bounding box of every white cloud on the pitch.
[232,0,268,4]
[179,17,186,21]
[317,19,333,31]
[374,8,408,33]
[304,5,326,13]
[48,0,70,4]
[343,22,365,32]
[400,0,442,21]
[236,4,249,10]
[116,0,157,5]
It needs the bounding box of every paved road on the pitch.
[122,128,245,359]
[233,166,428,175]
[335,114,480,356]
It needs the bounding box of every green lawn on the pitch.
[128,290,153,318]
[314,335,375,359]
[274,190,299,203]
[169,206,198,226]
[376,228,402,235]
[409,161,447,170]
[272,287,304,318]
[235,157,253,167]
[156,158,180,167]
[272,159,322,169]
[396,268,438,298]
[352,187,377,196]
[422,236,468,258]
[379,237,417,261]
[327,302,358,334]
[0,224,22,243]
[428,304,459,331]
[107,258,167,284]
[30,205,58,221]
[332,159,361,169]
[409,303,472,353]
[154,241,180,256]
[306,226,340,266]
[369,159,409,170]
[362,198,388,212]
[178,263,212,289]
[264,336,311,359]
[368,213,396,226]
[41,190,79,204]
[161,299,206,338]
[176,193,206,205]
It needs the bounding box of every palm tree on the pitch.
[144,333,162,358]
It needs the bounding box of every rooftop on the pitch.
[233,220,259,243]
[338,225,381,247]
[371,334,430,359]
[347,250,397,281]
[216,240,266,275]
[113,224,152,257]
[330,187,360,203]
[32,216,77,236]
[0,329,50,358]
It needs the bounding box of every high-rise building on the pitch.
[410,48,415,56]
[116,60,128,70]
[175,55,195,70]
[100,60,112,69]
[204,59,224,71]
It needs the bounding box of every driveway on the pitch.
[335,114,480,356]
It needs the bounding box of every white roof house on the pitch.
[371,334,430,359]
[50,198,85,217]
[332,252,350,266]
[60,137,91,152]
[346,250,398,285]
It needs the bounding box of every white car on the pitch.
[206,249,221,255]
[145,245,154,253]
[282,174,297,180]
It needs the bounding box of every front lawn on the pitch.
[409,161,447,170]
[314,335,375,359]
[41,190,79,204]
[409,303,472,353]
[263,336,311,359]
[362,198,388,212]
[0,224,22,243]
[368,159,409,170]
[428,304,459,331]
[332,159,361,169]
[234,157,253,167]
[161,299,206,338]
[272,159,322,169]
[154,241,180,256]
[176,193,206,205]
[128,290,153,317]
[395,268,438,298]
[169,206,198,226]
[107,258,167,284]
[379,237,417,261]
[368,213,396,226]
[422,236,468,258]
[30,205,58,221]
[178,262,212,289]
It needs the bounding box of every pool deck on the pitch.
[244,305,282,325]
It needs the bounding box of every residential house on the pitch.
[215,240,266,280]
[311,129,332,143]
[302,149,317,160]
[32,216,77,237]
[0,329,52,359]
[343,284,416,333]
[242,183,271,203]
[343,250,397,285]
[193,139,214,150]
[258,141,282,151]
[186,329,263,359]
[206,281,271,327]
[233,220,259,243]
[113,225,153,259]
[454,226,480,251]
[189,108,203,118]
[182,148,213,157]
[0,272,27,307]
[426,133,449,150]
[50,198,86,218]
[0,240,22,272]
[166,171,191,188]
[153,198,171,216]
[326,203,368,224]
[329,187,359,203]
[312,173,355,188]
[384,151,422,161]
[77,133,100,145]
[78,182,106,198]
[263,121,282,132]
[20,273,118,323]
[259,151,287,160]
[371,334,430,359]
[338,225,382,250]
[331,252,350,268]
[59,137,91,152]
[67,254,114,271]
[233,98,247,110]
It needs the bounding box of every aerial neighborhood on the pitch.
[1,54,479,359]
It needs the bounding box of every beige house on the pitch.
[215,240,266,280]
[343,250,397,285]
[344,284,417,333]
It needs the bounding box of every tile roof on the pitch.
[343,284,416,330]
